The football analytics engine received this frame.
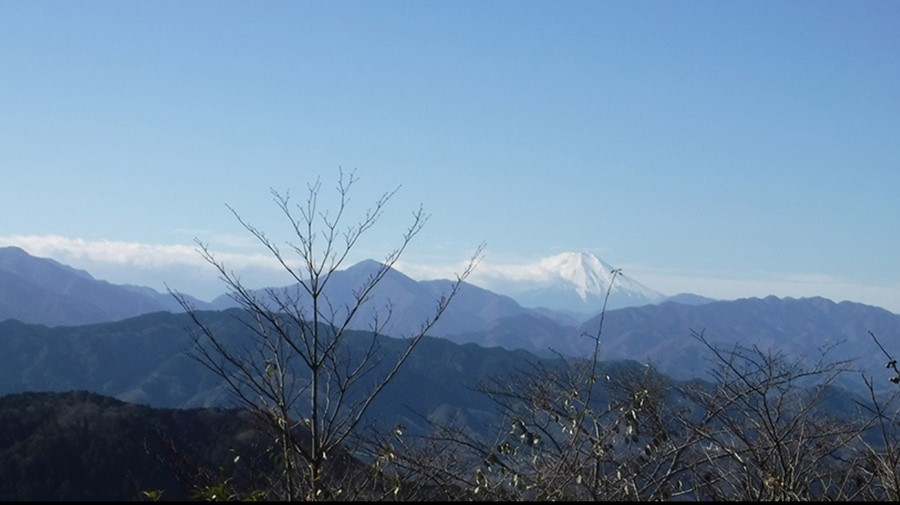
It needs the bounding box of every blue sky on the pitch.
[1,1,899,310]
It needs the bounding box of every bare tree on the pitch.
[675,331,873,501]
[363,270,655,501]
[850,331,900,500]
[167,170,900,502]
[377,265,886,501]
[172,170,482,500]
[445,330,874,501]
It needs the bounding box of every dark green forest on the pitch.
[0,390,271,501]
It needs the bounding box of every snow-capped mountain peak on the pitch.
[472,251,665,317]
[539,252,619,299]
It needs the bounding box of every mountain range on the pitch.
[2,242,900,494]
[0,298,890,444]
[0,246,212,326]
[0,246,683,328]
[1,246,897,397]
[0,247,657,348]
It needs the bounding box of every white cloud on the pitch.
[0,234,278,269]
[0,234,291,300]
[395,256,559,285]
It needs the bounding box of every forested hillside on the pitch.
[0,391,271,501]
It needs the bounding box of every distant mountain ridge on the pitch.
[210,258,575,346]
[196,255,900,394]
[570,295,900,394]
[0,297,891,431]
[0,309,570,437]
[3,247,896,396]
[662,292,718,305]
[0,246,211,326]
[0,247,714,331]
[2,247,897,499]
[0,247,579,342]
[0,249,895,431]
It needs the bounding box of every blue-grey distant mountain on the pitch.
[662,292,718,305]
[0,309,573,437]
[212,258,577,347]
[4,247,896,398]
[0,247,210,326]
[0,248,577,343]
[562,295,900,394]
[193,259,900,393]
[0,302,882,438]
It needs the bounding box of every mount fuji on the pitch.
[476,252,666,317]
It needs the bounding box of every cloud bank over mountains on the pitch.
[0,234,897,313]
[0,235,285,300]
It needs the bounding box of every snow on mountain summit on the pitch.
[539,252,620,299]
[472,252,665,316]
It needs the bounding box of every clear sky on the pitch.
[1,1,899,311]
